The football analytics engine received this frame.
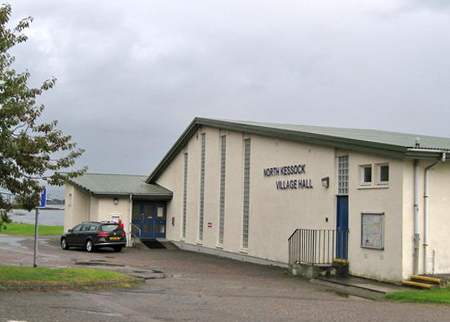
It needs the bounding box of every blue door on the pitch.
[132,201,166,239]
[336,196,349,259]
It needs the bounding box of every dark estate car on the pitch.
[61,221,126,252]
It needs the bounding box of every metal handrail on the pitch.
[288,228,348,266]
[130,223,141,238]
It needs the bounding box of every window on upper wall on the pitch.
[359,162,390,188]
[378,164,389,184]
[361,165,372,185]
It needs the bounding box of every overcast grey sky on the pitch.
[7,0,450,195]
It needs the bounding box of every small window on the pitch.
[362,165,372,184]
[379,165,389,184]
[157,207,164,218]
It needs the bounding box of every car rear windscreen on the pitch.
[101,224,119,232]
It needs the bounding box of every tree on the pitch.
[0,4,85,227]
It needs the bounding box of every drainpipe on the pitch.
[423,152,446,275]
[128,194,133,247]
[413,160,420,275]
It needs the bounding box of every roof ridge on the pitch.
[80,172,147,177]
[200,117,449,140]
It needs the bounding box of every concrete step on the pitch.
[401,280,433,289]
[155,238,178,250]
[313,275,407,300]
[411,275,443,285]
[130,238,148,250]
[130,238,178,250]
[401,274,447,289]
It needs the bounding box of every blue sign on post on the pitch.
[39,188,47,208]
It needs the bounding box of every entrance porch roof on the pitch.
[67,173,172,200]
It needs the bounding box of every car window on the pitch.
[72,224,82,232]
[80,224,91,231]
[101,224,119,232]
[89,225,98,231]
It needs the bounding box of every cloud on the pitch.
[408,0,450,10]
[3,0,450,182]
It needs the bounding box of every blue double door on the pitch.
[132,201,166,239]
[336,196,349,260]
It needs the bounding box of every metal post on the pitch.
[33,208,39,267]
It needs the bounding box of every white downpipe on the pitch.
[413,160,420,275]
[128,194,133,247]
[423,152,446,275]
[432,249,436,275]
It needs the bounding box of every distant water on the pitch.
[8,208,65,226]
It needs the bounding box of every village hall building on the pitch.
[64,117,450,283]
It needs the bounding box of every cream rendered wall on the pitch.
[221,130,244,253]
[249,135,336,263]
[156,126,246,250]
[348,153,404,282]
[89,196,99,221]
[156,127,244,249]
[64,183,89,232]
[157,126,337,263]
[199,127,220,247]
[402,160,415,279]
[425,162,450,273]
[95,197,131,233]
[156,150,184,241]
[64,184,132,235]
[402,161,450,278]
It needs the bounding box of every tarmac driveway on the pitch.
[1,235,450,322]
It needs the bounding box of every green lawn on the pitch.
[386,288,450,304]
[0,265,139,290]
[0,265,131,283]
[0,222,63,236]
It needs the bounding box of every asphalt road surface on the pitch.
[1,235,450,322]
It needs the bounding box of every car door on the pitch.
[87,224,98,243]
[66,224,82,245]
[77,224,91,246]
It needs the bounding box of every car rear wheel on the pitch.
[85,240,94,252]
[113,246,123,252]
[61,238,69,250]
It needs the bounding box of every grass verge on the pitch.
[0,265,142,291]
[386,288,450,304]
[0,222,63,235]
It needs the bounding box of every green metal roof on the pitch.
[68,173,172,199]
[225,119,450,150]
[147,117,450,183]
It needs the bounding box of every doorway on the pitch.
[132,201,166,239]
[336,196,349,259]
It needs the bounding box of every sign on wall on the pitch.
[361,213,384,249]
[263,164,313,190]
